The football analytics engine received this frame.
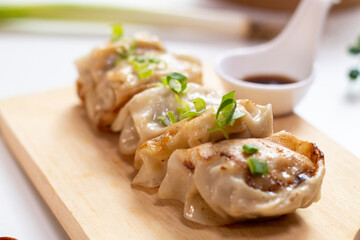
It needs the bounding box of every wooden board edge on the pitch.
[0,107,88,240]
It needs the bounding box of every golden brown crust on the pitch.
[76,34,202,131]
[158,131,325,225]
[266,131,324,165]
[188,131,323,192]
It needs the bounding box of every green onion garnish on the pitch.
[221,90,236,102]
[347,37,360,81]
[167,72,187,94]
[157,115,171,126]
[208,126,229,139]
[183,112,199,118]
[208,90,245,139]
[115,40,136,59]
[161,76,168,86]
[230,110,246,126]
[115,47,127,59]
[349,46,360,55]
[132,60,149,71]
[167,111,177,124]
[138,68,153,79]
[183,98,206,118]
[129,40,136,52]
[131,56,162,72]
[193,98,206,112]
[134,56,146,63]
[349,69,359,80]
[174,94,191,120]
[247,158,269,175]
[157,111,177,126]
[149,57,161,63]
[243,144,260,154]
[216,99,236,127]
[175,95,190,113]
[111,24,124,42]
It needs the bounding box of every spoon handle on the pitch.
[271,0,339,70]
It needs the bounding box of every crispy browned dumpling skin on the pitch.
[111,83,221,155]
[133,99,273,187]
[75,33,202,131]
[158,131,325,225]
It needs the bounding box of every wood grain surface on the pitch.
[0,69,360,239]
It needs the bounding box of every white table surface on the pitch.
[0,0,360,239]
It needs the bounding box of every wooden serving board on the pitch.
[1,69,360,240]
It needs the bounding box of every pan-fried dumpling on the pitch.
[158,131,325,225]
[111,83,221,155]
[76,32,202,131]
[133,99,273,187]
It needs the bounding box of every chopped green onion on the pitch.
[138,68,153,79]
[133,56,161,67]
[111,24,124,42]
[243,144,260,154]
[175,95,191,113]
[216,99,236,127]
[176,105,191,114]
[130,56,163,75]
[134,56,146,63]
[247,158,269,175]
[115,41,136,59]
[157,115,171,126]
[116,40,136,59]
[149,57,161,63]
[167,111,177,124]
[211,105,216,115]
[161,76,168,86]
[115,47,128,59]
[193,98,206,113]
[349,46,360,55]
[230,110,246,126]
[208,90,245,139]
[182,98,206,118]
[169,80,182,93]
[158,111,177,126]
[183,111,200,118]
[129,40,137,52]
[132,60,149,71]
[174,95,191,120]
[208,126,229,139]
[174,94,182,104]
[221,90,236,102]
[349,69,359,80]
[167,72,187,94]
[180,86,190,95]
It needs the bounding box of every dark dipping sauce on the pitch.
[243,74,297,85]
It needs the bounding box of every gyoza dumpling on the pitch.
[158,131,325,225]
[133,99,273,187]
[111,83,221,155]
[76,32,202,131]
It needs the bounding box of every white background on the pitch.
[0,0,360,239]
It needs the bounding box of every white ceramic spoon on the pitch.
[215,0,339,116]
